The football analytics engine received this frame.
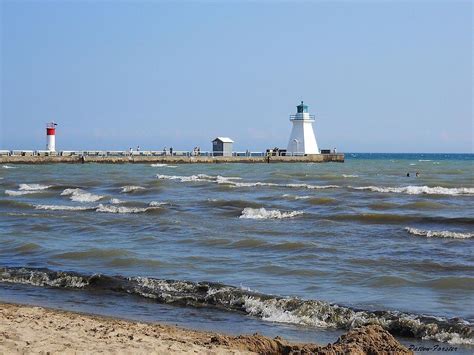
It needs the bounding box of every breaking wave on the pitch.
[282,194,311,200]
[351,185,474,196]
[240,207,303,220]
[35,204,94,211]
[61,188,103,202]
[2,165,16,169]
[5,183,52,196]
[120,185,145,193]
[405,228,473,239]
[19,184,51,191]
[148,201,168,207]
[5,190,39,196]
[342,174,359,178]
[33,201,164,214]
[96,203,164,214]
[156,173,212,183]
[156,174,338,190]
[0,267,472,345]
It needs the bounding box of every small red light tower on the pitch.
[46,122,57,152]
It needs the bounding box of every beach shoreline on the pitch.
[0,302,411,354]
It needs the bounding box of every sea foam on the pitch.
[95,202,164,214]
[405,227,473,239]
[157,174,338,190]
[352,185,474,196]
[35,204,94,211]
[5,183,52,196]
[95,204,149,214]
[61,188,103,203]
[120,185,145,193]
[240,207,303,220]
[282,194,311,200]
[5,190,39,196]
[149,201,168,207]
[19,184,51,191]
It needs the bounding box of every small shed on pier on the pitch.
[212,137,234,157]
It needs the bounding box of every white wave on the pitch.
[351,185,474,196]
[427,331,474,345]
[61,188,103,202]
[156,174,208,183]
[240,207,303,220]
[342,174,358,178]
[121,185,145,193]
[156,173,337,190]
[2,165,16,169]
[282,194,311,200]
[243,297,329,328]
[419,159,432,162]
[150,163,177,168]
[285,183,339,190]
[410,163,417,166]
[5,190,39,196]
[242,296,473,345]
[230,181,278,188]
[110,198,123,204]
[95,204,161,214]
[18,183,51,191]
[5,183,52,196]
[405,227,473,239]
[34,204,93,211]
[149,201,168,207]
[157,174,241,184]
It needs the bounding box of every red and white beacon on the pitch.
[46,122,57,152]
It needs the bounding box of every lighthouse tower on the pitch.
[286,101,319,155]
[46,122,57,152]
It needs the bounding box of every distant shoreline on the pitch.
[0,154,344,164]
[0,302,410,354]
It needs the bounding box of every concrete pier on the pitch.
[0,154,344,164]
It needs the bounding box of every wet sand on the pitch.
[0,302,411,354]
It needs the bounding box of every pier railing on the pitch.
[0,150,336,158]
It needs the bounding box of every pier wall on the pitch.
[0,154,344,164]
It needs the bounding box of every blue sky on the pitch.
[0,0,472,153]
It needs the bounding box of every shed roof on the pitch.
[213,137,234,143]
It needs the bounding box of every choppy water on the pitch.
[1,153,473,350]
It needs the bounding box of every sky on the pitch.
[0,0,472,153]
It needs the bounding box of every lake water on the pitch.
[0,153,473,351]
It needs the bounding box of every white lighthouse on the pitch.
[286,101,319,155]
[46,122,57,152]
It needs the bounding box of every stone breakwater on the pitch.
[0,154,344,164]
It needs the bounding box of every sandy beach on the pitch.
[0,302,411,354]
